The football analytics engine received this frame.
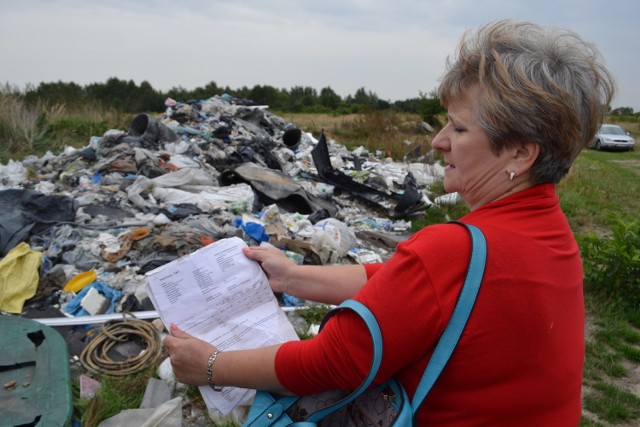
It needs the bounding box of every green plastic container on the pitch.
[0,316,73,426]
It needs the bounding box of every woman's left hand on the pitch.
[163,323,216,386]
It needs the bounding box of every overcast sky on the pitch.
[1,0,639,111]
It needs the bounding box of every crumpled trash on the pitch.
[157,357,180,391]
[97,396,183,427]
[100,227,151,262]
[128,113,180,146]
[79,374,102,399]
[0,159,28,187]
[234,217,269,243]
[347,247,383,264]
[140,378,172,409]
[127,168,254,213]
[282,293,304,306]
[435,192,462,205]
[0,242,42,313]
[63,270,97,293]
[64,281,122,317]
[284,217,358,264]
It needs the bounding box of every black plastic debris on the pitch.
[311,131,427,217]
[0,189,78,257]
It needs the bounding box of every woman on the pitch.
[163,20,615,425]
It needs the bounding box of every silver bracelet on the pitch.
[206,350,223,391]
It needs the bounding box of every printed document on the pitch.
[146,236,299,414]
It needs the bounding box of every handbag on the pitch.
[242,222,487,426]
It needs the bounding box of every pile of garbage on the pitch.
[0,94,447,424]
[1,94,445,319]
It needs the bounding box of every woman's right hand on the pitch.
[242,245,296,294]
[244,245,368,305]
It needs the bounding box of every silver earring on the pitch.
[509,171,516,181]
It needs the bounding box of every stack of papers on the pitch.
[146,237,299,414]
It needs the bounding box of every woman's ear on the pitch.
[510,141,540,175]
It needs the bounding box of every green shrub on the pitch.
[580,216,640,307]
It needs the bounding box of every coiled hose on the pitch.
[79,313,165,377]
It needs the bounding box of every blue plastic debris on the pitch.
[234,218,269,242]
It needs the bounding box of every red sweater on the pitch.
[275,184,584,426]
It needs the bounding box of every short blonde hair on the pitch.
[438,20,615,184]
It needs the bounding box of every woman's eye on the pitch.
[454,127,465,133]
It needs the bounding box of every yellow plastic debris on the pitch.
[63,270,97,293]
[0,242,42,314]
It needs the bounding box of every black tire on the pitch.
[595,140,602,150]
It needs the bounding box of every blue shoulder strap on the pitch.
[410,222,487,413]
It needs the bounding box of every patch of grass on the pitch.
[0,91,48,155]
[281,110,434,162]
[558,149,640,231]
[628,310,640,329]
[594,328,640,364]
[0,87,132,162]
[567,152,639,212]
[582,282,640,423]
[43,117,110,148]
[335,111,433,160]
[277,112,358,136]
[411,201,470,231]
[580,415,605,426]
[74,371,153,427]
[296,305,332,326]
[583,382,640,423]
[559,141,640,425]
[584,340,627,380]
[563,148,640,427]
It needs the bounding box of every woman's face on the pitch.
[432,84,513,210]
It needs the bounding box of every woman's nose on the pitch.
[431,128,448,152]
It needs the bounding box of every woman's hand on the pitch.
[244,245,368,304]
[242,245,296,294]
[164,324,287,393]
[163,323,215,386]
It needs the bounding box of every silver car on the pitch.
[590,124,636,151]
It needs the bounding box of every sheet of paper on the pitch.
[146,236,299,414]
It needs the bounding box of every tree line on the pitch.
[13,77,445,126]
